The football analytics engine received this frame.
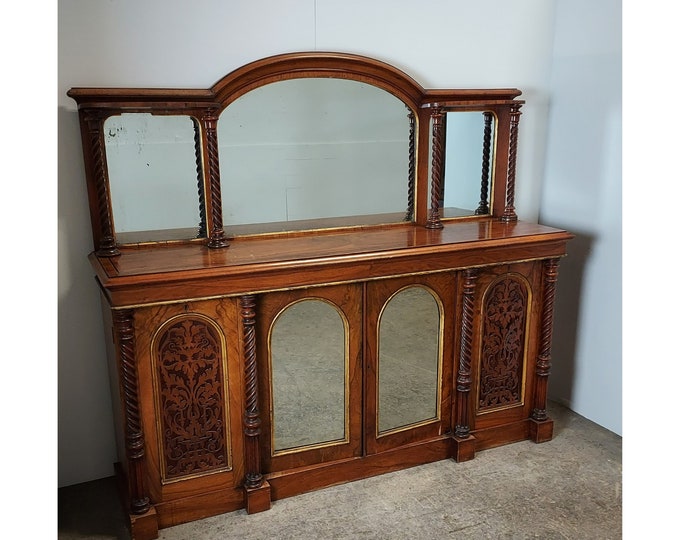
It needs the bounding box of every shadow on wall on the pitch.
[58,106,117,487]
[547,228,593,411]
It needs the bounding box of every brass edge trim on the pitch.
[267,297,351,457]
[375,284,444,438]
[109,255,566,310]
[224,219,415,241]
[474,271,532,417]
[149,311,233,484]
[377,417,441,439]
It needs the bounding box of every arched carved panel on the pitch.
[478,275,529,412]
[153,315,230,481]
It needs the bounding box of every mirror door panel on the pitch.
[257,284,363,473]
[365,273,455,454]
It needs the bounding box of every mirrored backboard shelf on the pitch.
[68,51,523,254]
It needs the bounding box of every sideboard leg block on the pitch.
[529,417,554,443]
[451,434,476,463]
[128,506,158,540]
[245,480,271,514]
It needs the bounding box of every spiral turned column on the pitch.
[475,112,493,215]
[202,109,229,248]
[426,107,445,229]
[240,294,263,489]
[404,109,416,222]
[113,309,150,515]
[532,258,560,421]
[501,104,522,222]
[455,268,479,438]
[191,117,208,239]
[82,109,119,257]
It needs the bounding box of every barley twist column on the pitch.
[191,117,207,238]
[501,104,521,222]
[426,107,445,229]
[532,258,560,421]
[405,109,416,221]
[83,109,119,257]
[455,268,479,438]
[241,295,263,489]
[203,109,229,248]
[475,112,493,215]
[113,308,150,515]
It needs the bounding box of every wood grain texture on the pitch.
[69,53,572,540]
[91,220,572,308]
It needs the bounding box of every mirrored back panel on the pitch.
[440,111,496,218]
[104,114,206,243]
[218,78,412,234]
[68,52,524,254]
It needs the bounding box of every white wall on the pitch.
[58,0,620,487]
[540,0,622,435]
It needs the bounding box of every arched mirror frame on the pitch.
[267,297,350,456]
[375,284,444,436]
[364,272,456,455]
[68,52,525,257]
[255,283,364,474]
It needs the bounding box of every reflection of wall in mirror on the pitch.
[217,79,410,226]
[443,112,489,212]
[105,114,201,233]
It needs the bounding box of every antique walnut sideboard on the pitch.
[68,52,572,540]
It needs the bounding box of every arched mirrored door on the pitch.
[377,286,441,434]
[365,273,456,454]
[257,284,363,472]
[270,298,347,452]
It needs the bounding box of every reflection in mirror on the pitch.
[218,78,412,234]
[378,286,441,434]
[104,114,204,242]
[441,112,495,218]
[270,299,347,452]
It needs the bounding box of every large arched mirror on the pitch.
[377,286,442,434]
[269,298,348,453]
[217,78,414,235]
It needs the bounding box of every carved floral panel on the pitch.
[155,316,229,480]
[478,276,528,411]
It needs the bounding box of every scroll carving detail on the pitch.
[156,317,228,479]
[479,276,528,410]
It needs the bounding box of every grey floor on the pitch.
[58,401,621,540]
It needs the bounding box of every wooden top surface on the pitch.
[91,219,573,306]
[96,219,572,281]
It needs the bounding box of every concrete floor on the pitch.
[58,401,621,539]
